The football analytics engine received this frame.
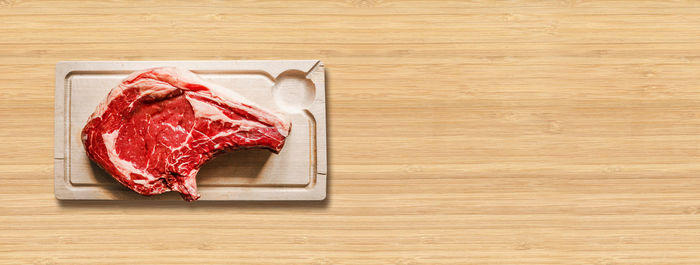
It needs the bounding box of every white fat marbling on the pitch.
[102,130,158,184]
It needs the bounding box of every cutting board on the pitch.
[54,61,327,200]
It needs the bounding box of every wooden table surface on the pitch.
[3,1,700,264]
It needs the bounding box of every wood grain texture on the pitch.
[2,0,700,264]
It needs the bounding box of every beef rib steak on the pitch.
[81,67,291,201]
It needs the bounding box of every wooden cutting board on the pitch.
[54,61,327,200]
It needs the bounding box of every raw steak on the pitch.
[81,67,291,201]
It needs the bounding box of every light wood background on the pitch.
[2,0,700,264]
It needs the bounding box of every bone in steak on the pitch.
[81,67,291,201]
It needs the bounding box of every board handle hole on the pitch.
[272,70,316,113]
